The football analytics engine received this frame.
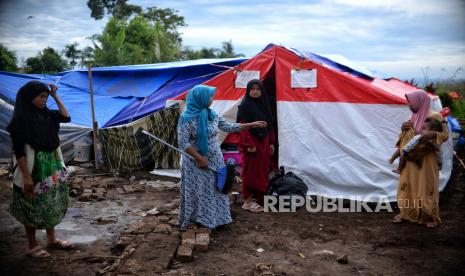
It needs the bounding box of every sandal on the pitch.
[26,245,51,258]
[426,222,438,228]
[244,202,264,213]
[242,201,251,210]
[47,239,75,250]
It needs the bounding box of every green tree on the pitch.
[404,78,419,88]
[0,43,18,72]
[87,0,141,20]
[91,13,186,65]
[79,46,94,68]
[91,17,127,66]
[218,40,244,58]
[26,47,68,73]
[86,3,244,65]
[64,42,81,69]
[424,82,437,94]
[124,16,157,64]
[180,41,244,60]
[143,7,186,60]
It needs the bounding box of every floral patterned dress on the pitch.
[178,116,241,229]
[9,147,69,229]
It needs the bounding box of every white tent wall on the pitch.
[211,99,242,143]
[0,98,14,161]
[277,101,453,202]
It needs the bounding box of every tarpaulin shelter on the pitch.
[0,58,246,162]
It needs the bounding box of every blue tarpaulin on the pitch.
[0,58,246,128]
[104,59,243,126]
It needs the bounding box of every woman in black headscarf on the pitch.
[237,79,275,212]
[7,81,73,258]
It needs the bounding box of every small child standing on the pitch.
[389,118,443,174]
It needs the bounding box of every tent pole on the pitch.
[88,64,100,170]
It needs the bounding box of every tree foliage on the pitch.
[25,47,68,73]
[64,42,81,69]
[0,43,18,72]
[83,2,243,66]
[180,40,244,60]
[87,0,141,20]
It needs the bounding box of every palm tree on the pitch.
[64,42,81,69]
[79,47,94,68]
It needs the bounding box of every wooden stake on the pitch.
[454,152,465,170]
[88,64,100,170]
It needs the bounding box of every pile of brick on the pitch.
[68,176,147,202]
[98,199,181,275]
[176,225,211,262]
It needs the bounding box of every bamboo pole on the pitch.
[88,64,100,170]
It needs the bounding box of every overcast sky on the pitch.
[0,0,464,80]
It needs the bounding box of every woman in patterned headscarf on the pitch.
[177,85,266,229]
[392,90,449,228]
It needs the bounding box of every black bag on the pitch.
[268,167,308,196]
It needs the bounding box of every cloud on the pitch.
[0,0,105,61]
[0,0,463,79]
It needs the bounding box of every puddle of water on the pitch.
[68,207,85,218]
[55,221,81,231]
[67,234,98,244]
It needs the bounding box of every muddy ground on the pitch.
[0,165,464,276]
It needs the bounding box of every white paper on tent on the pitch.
[235,70,260,88]
[291,69,317,88]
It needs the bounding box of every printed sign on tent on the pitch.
[235,70,260,88]
[291,69,317,88]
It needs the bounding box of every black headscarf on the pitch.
[6,81,63,156]
[236,79,274,140]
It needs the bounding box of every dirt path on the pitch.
[0,168,464,275]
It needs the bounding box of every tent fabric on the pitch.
[58,58,246,98]
[0,98,14,160]
[287,47,375,80]
[0,72,58,104]
[104,59,244,127]
[0,58,246,128]
[99,105,180,171]
[1,98,91,162]
[169,44,453,202]
[59,70,178,97]
[46,86,133,127]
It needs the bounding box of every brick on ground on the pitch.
[176,244,193,262]
[181,230,196,249]
[195,233,209,252]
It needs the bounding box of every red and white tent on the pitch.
[169,45,452,201]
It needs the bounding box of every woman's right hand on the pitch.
[401,120,413,131]
[23,175,35,198]
[196,156,209,169]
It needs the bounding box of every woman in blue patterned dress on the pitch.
[178,85,267,229]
